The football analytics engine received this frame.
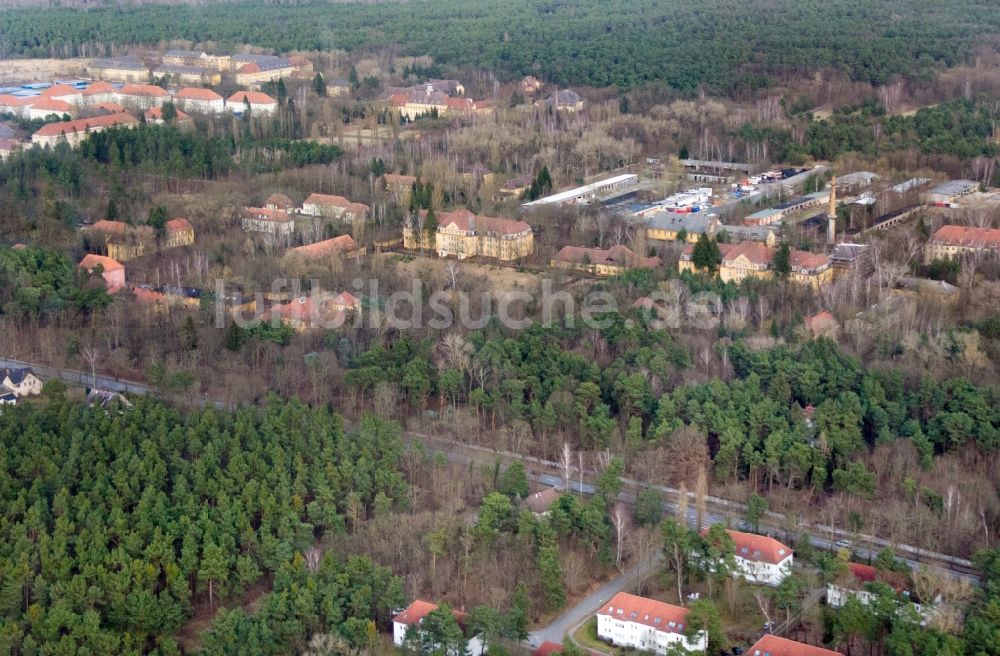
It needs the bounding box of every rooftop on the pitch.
[228,91,278,106]
[553,244,660,269]
[929,180,978,197]
[289,235,358,259]
[725,529,792,564]
[598,592,690,635]
[930,224,1000,248]
[33,113,138,138]
[750,635,843,656]
[174,87,223,101]
[79,253,124,272]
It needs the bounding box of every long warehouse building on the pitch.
[522,173,638,207]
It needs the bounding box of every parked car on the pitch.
[834,539,852,550]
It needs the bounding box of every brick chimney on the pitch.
[827,175,837,244]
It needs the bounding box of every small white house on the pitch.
[722,529,793,586]
[596,592,706,654]
[392,599,485,655]
[826,563,938,624]
[1,368,42,397]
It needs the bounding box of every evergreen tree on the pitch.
[312,72,326,95]
[691,233,721,273]
[276,78,287,104]
[161,102,177,123]
[773,241,791,278]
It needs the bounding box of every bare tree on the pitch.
[676,481,689,527]
[612,503,629,568]
[694,468,707,531]
[559,442,572,490]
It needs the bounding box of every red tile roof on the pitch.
[845,563,910,594]
[725,529,792,565]
[30,97,73,112]
[553,244,659,268]
[304,192,351,208]
[789,249,830,271]
[33,113,138,138]
[119,83,169,97]
[0,95,31,108]
[289,235,358,258]
[145,106,190,121]
[749,635,843,656]
[87,220,129,235]
[723,241,773,266]
[166,217,193,233]
[598,592,690,636]
[267,293,357,325]
[428,208,531,235]
[533,642,563,656]
[82,81,115,96]
[392,600,441,626]
[174,87,223,101]
[94,102,127,114]
[237,63,262,74]
[133,287,167,305]
[42,84,81,98]
[804,310,837,336]
[228,91,277,105]
[265,193,295,209]
[930,224,1000,249]
[79,253,124,272]
[525,487,561,514]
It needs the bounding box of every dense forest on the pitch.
[0,398,407,655]
[3,0,1000,93]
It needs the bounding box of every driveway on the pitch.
[528,552,663,647]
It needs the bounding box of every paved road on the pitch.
[528,552,663,648]
[0,357,153,395]
[3,356,982,587]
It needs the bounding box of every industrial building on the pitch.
[522,174,638,207]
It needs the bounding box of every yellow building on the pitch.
[86,57,148,83]
[551,244,661,276]
[164,218,196,248]
[925,225,1000,262]
[679,241,832,287]
[405,209,533,261]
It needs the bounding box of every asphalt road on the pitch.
[528,552,663,648]
[3,355,982,588]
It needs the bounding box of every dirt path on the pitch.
[174,579,272,653]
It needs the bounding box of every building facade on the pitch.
[596,592,706,654]
[552,244,660,276]
[241,207,295,236]
[925,225,1000,262]
[87,57,149,83]
[409,209,533,261]
[32,113,139,148]
[724,529,794,586]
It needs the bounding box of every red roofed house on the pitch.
[145,106,192,126]
[265,193,296,212]
[81,81,117,105]
[241,207,295,237]
[79,254,125,292]
[41,84,83,105]
[679,240,832,287]
[133,287,168,312]
[94,102,127,115]
[749,635,843,656]
[172,87,226,114]
[596,592,707,654]
[265,293,358,332]
[227,91,278,115]
[926,224,1000,262]
[301,193,371,224]
[165,218,196,249]
[288,234,361,260]
[804,310,840,340]
[27,97,76,120]
[408,208,533,261]
[83,220,153,261]
[117,84,170,110]
[392,599,484,654]
[551,244,660,276]
[0,95,33,119]
[32,113,139,148]
[720,529,793,585]
[826,562,936,621]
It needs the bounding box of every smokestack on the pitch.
[827,175,837,244]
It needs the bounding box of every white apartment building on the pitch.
[723,529,793,586]
[596,592,707,654]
